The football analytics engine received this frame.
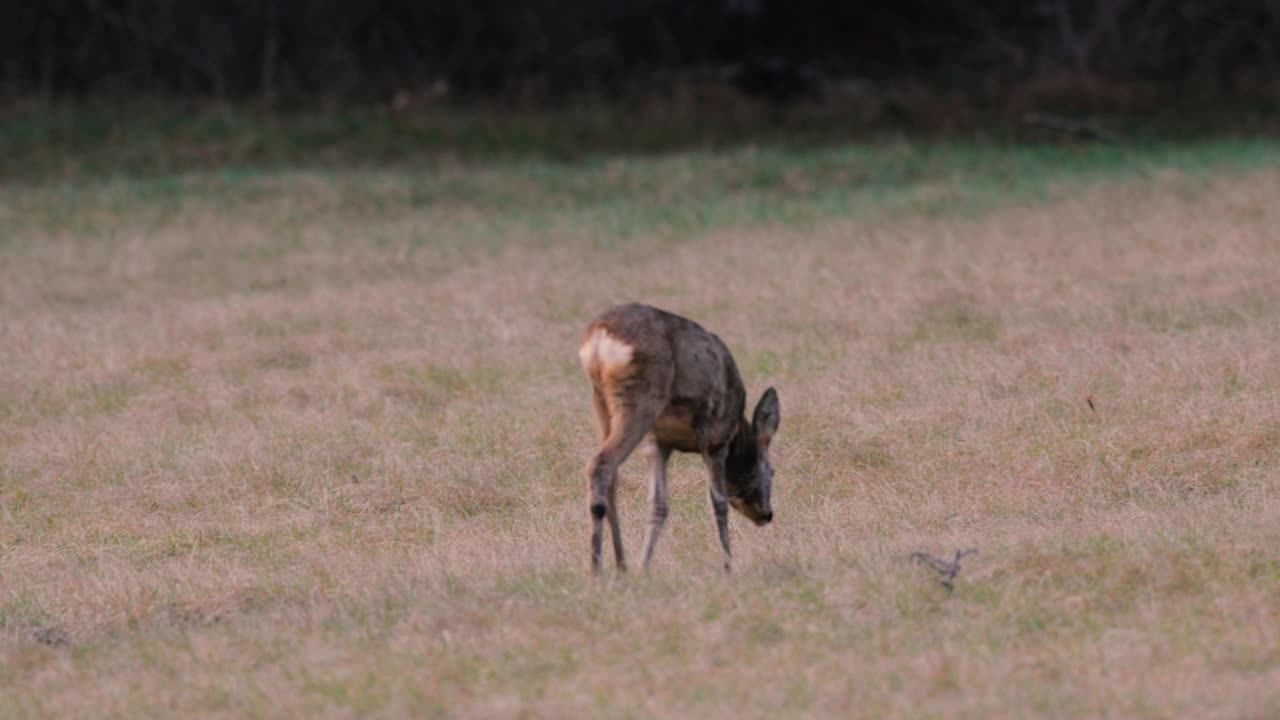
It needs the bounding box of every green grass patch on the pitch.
[7,108,1280,251]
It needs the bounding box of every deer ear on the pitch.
[752,387,780,446]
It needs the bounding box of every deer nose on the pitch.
[760,510,773,524]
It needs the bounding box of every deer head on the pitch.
[726,388,779,526]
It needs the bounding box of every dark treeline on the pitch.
[5,0,1279,103]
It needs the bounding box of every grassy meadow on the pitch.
[3,111,1280,717]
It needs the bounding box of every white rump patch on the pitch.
[579,329,634,371]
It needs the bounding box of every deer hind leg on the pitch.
[592,387,629,568]
[607,476,625,570]
[591,387,611,441]
[588,388,612,575]
[587,398,658,574]
[640,441,672,570]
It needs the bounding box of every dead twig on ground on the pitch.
[911,548,979,592]
[1023,112,1122,143]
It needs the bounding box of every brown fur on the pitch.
[578,303,780,574]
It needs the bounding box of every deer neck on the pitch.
[724,416,758,493]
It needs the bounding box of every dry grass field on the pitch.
[3,127,1280,718]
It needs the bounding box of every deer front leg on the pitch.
[703,447,732,573]
[640,441,673,570]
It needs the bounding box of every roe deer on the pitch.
[578,303,780,574]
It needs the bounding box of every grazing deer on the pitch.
[578,303,780,574]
